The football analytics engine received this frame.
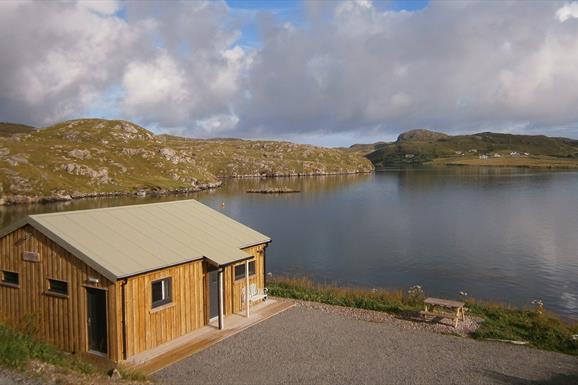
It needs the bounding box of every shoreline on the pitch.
[0,170,372,206]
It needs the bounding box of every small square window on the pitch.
[248,260,256,276]
[47,279,68,296]
[234,264,245,281]
[152,277,172,308]
[1,271,19,286]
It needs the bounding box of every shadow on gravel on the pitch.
[483,370,578,385]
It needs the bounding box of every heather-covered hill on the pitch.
[0,119,373,203]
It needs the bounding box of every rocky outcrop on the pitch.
[60,163,110,184]
[67,149,91,159]
[1,181,223,205]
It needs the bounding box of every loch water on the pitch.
[2,168,577,320]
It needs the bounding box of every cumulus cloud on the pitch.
[120,1,251,131]
[240,0,578,138]
[556,2,578,22]
[0,0,246,133]
[0,0,148,125]
[2,0,578,143]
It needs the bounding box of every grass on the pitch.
[268,276,578,356]
[0,319,151,382]
[467,301,578,355]
[268,276,424,315]
[0,322,94,373]
[430,155,578,168]
[116,366,149,382]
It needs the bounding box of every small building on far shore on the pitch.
[0,200,270,362]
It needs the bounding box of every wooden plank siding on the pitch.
[224,244,267,315]
[0,225,121,361]
[122,243,267,359]
[122,260,205,358]
[0,223,269,362]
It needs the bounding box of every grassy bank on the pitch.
[0,321,150,383]
[429,155,578,169]
[0,322,93,372]
[268,276,578,355]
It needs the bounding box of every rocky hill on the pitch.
[396,129,449,142]
[0,122,36,137]
[0,119,373,203]
[356,129,578,168]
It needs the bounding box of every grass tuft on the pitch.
[116,366,149,382]
[0,322,95,373]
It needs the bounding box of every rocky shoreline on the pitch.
[0,181,223,206]
[0,170,373,205]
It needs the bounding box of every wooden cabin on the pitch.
[0,200,270,362]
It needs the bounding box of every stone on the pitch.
[68,149,91,159]
[110,368,122,380]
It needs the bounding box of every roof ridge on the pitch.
[28,199,199,218]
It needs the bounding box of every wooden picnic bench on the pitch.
[420,297,465,328]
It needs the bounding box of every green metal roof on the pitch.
[16,200,270,281]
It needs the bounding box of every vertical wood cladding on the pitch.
[0,223,268,362]
[0,225,120,361]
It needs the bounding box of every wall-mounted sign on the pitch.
[22,251,40,262]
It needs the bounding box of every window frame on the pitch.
[234,263,246,281]
[234,259,256,281]
[151,277,173,309]
[0,270,20,288]
[46,279,68,297]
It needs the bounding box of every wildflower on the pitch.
[459,291,468,297]
[531,299,544,314]
[407,285,424,302]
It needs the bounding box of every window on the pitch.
[1,271,19,286]
[235,260,256,280]
[234,264,245,281]
[151,277,172,308]
[47,279,68,296]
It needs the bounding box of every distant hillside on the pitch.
[353,129,578,168]
[0,122,36,137]
[0,119,372,203]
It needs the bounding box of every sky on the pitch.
[1,0,578,146]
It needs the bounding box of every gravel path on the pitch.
[155,302,578,385]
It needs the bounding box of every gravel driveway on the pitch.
[154,304,578,385]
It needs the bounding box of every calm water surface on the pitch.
[2,168,577,320]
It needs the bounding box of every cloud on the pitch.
[0,0,246,132]
[240,0,578,137]
[556,2,578,22]
[2,0,578,143]
[119,1,251,131]
[0,0,148,125]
